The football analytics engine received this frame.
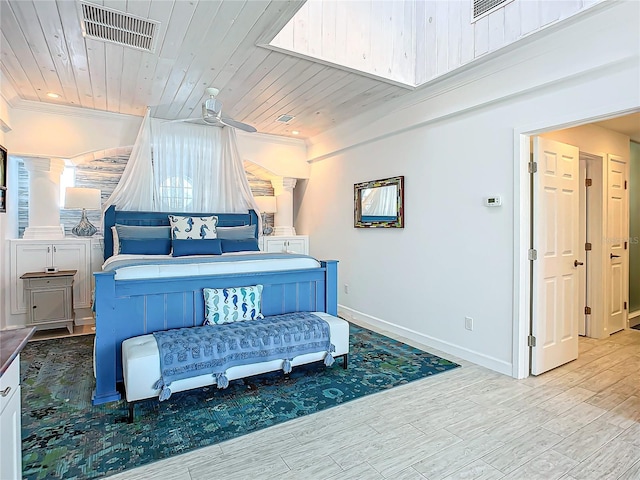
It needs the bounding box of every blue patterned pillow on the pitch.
[168,215,218,240]
[203,285,264,325]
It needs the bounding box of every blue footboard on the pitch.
[92,261,338,405]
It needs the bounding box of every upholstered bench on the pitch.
[121,312,349,421]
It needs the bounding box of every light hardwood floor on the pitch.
[109,326,640,480]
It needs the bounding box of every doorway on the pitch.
[514,112,639,379]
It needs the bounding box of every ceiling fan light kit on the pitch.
[199,88,257,133]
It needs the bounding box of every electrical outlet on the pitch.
[344,284,349,294]
[465,316,473,331]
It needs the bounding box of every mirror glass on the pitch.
[354,176,404,228]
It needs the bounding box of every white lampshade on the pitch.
[254,195,277,214]
[64,187,102,210]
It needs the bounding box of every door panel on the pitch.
[532,137,580,375]
[607,155,627,334]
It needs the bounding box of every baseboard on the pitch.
[338,305,513,376]
[74,308,95,326]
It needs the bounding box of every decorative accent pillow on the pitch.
[203,285,264,325]
[221,239,260,253]
[168,215,218,240]
[172,239,222,257]
[216,225,257,240]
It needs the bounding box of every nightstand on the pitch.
[20,270,76,334]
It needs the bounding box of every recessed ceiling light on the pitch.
[47,92,60,98]
[292,130,300,135]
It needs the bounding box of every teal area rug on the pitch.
[20,323,460,479]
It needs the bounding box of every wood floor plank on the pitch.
[617,422,640,447]
[441,459,505,480]
[482,426,563,474]
[499,449,577,480]
[616,460,640,480]
[551,417,625,461]
[275,454,343,479]
[541,401,607,437]
[329,423,425,471]
[369,428,463,478]
[566,437,640,480]
[412,433,504,480]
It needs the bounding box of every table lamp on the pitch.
[64,187,101,236]
[254,195,277,236]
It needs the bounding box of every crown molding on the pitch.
[236,129,306,148]
[8,98,143,121]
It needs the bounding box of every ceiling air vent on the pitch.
[276,114,295,123]
[79,1,159,52]
[473,0,513,21]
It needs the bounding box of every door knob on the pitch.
[574,260,584,267]
[610,254,621,259]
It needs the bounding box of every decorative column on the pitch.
[271,177,297,236]
[23,157,66,239]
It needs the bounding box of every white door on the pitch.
[606,154,627,334]
[531,137,581,375]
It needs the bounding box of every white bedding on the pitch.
[103,251,321,280]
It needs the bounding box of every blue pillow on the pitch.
[216,225,257,240]
[119,238,172,255]
[221,239,260,253]
[172,239,223,257]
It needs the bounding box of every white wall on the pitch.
[7,104,141,158]
[541,124,630,160]
[298,1,640,374]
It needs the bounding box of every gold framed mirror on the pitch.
[354,176,404,228]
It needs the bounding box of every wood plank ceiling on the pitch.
[0,0,411,139]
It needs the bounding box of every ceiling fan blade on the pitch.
[220,116,257,133]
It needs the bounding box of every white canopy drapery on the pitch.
[103,111,259,218]
[103,109,155,212]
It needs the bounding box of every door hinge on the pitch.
[528,161,538,174]
[585,178,592,187]
[624,301,627,310]
[585,242,592,251]
[527,335,537,347]
[528,248,537,261]
[585,306,592,315]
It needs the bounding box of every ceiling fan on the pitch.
[188,87,257,133]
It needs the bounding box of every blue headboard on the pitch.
[103,205,259,260]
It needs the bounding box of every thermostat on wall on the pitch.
[485,196,502,207]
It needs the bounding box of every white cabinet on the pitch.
[10,239,91,315]
[0,356,22,480]
[259,235,309,255]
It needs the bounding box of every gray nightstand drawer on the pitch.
[24,276,74,289]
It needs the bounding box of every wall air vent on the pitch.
[472,0,513,21]
[276,114,295,123]
[79,1,159,52]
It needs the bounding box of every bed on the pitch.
[92,206,338,406]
